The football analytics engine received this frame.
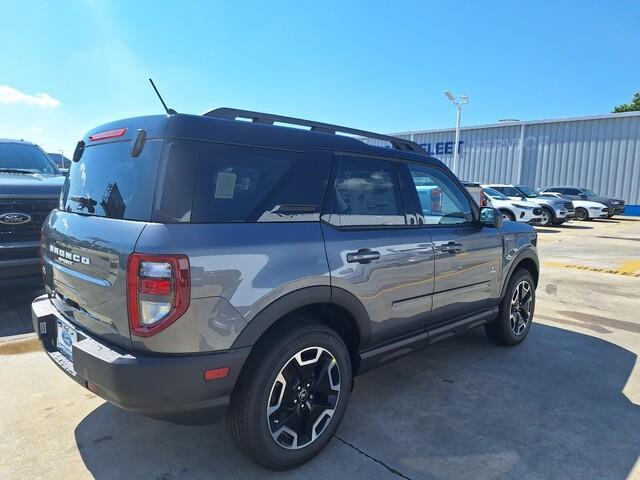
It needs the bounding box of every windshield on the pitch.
[516,186,538,197]
[484,187,509,200]
[496,185,526,197]
[0,143,59,174]
[583,189,597,195]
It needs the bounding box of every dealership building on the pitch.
[384,111,640,214]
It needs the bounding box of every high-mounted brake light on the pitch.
[127,253,190,337]
[89,128,127,142]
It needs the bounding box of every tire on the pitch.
[539,207,554,227]
[500,209,516,222]
[485,269,535,346]
[574,207,589,221]
[227,319,352,470]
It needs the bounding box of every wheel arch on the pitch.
[231,286,372,375]
[500,249,539,299]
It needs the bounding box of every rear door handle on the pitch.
[347,249,381,264]
[439,242,463,254]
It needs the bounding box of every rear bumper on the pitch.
[31,294,250,425]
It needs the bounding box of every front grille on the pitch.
[564,202,574,212]
[533,207,542,215]
[0,198,58,242]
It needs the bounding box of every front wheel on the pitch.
[539,207,554,227]
[574,207,589,221]
[227,320,352,470]
[486,269,535,346]
[500,210,516,222]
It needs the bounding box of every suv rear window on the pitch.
[61,140,161,220]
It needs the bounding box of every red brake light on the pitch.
[127,253,190,337]
[138,278,172,295]
[89,128,127,142]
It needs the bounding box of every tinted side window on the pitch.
[190,144,331,223]
[406,164,473,225]
[565,188,581,195]
[330,156,405,226]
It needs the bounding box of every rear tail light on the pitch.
[127,253,190,337]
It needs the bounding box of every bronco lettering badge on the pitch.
[49,244,90,265]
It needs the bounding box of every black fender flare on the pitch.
[500,248,539,299]
[231,286,372,350]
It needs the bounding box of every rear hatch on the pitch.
[42,117,167,349]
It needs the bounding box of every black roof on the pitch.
[82,110,445,168]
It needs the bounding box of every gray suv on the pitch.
[32,109,539,470]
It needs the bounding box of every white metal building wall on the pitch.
[389,112,640,204]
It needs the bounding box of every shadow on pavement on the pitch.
[534,228,562,234]
[74,324,640,480]
[0,285,43,337]
[554,224,593,230]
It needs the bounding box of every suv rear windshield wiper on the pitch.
[0,168,37,174]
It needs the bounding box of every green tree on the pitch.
[613,92,640,112]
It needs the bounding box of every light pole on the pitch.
[444,91,468,175]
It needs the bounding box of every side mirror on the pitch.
[479,207,503,228]
[580,194,588,200]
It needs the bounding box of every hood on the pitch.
[0,172,65,197]
[574,200,608,209]
[524,197,566,207]
[510,199,540,209]
[585,195,616,206]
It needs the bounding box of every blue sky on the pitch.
[0,0,638,156]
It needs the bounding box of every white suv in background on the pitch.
[482,187,543,224]
[484,184,574,227]
[542,192,609,220]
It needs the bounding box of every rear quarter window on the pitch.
[156,141,332,223]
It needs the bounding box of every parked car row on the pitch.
[462,181,622,227]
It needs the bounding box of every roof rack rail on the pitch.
[202,107,425,153]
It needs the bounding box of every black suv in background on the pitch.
[0,139,64,286]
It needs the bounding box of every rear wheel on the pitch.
[539,207,554,227]
[500,209,516,222]
[227,320,352,470]
[574,207,589,221]
[486,269,535,346]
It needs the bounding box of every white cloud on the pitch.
[0,85,61,108]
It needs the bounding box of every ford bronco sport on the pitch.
[32,109,539,470]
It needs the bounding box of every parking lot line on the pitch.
[619,260,640,274]
[543,261,640,278]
